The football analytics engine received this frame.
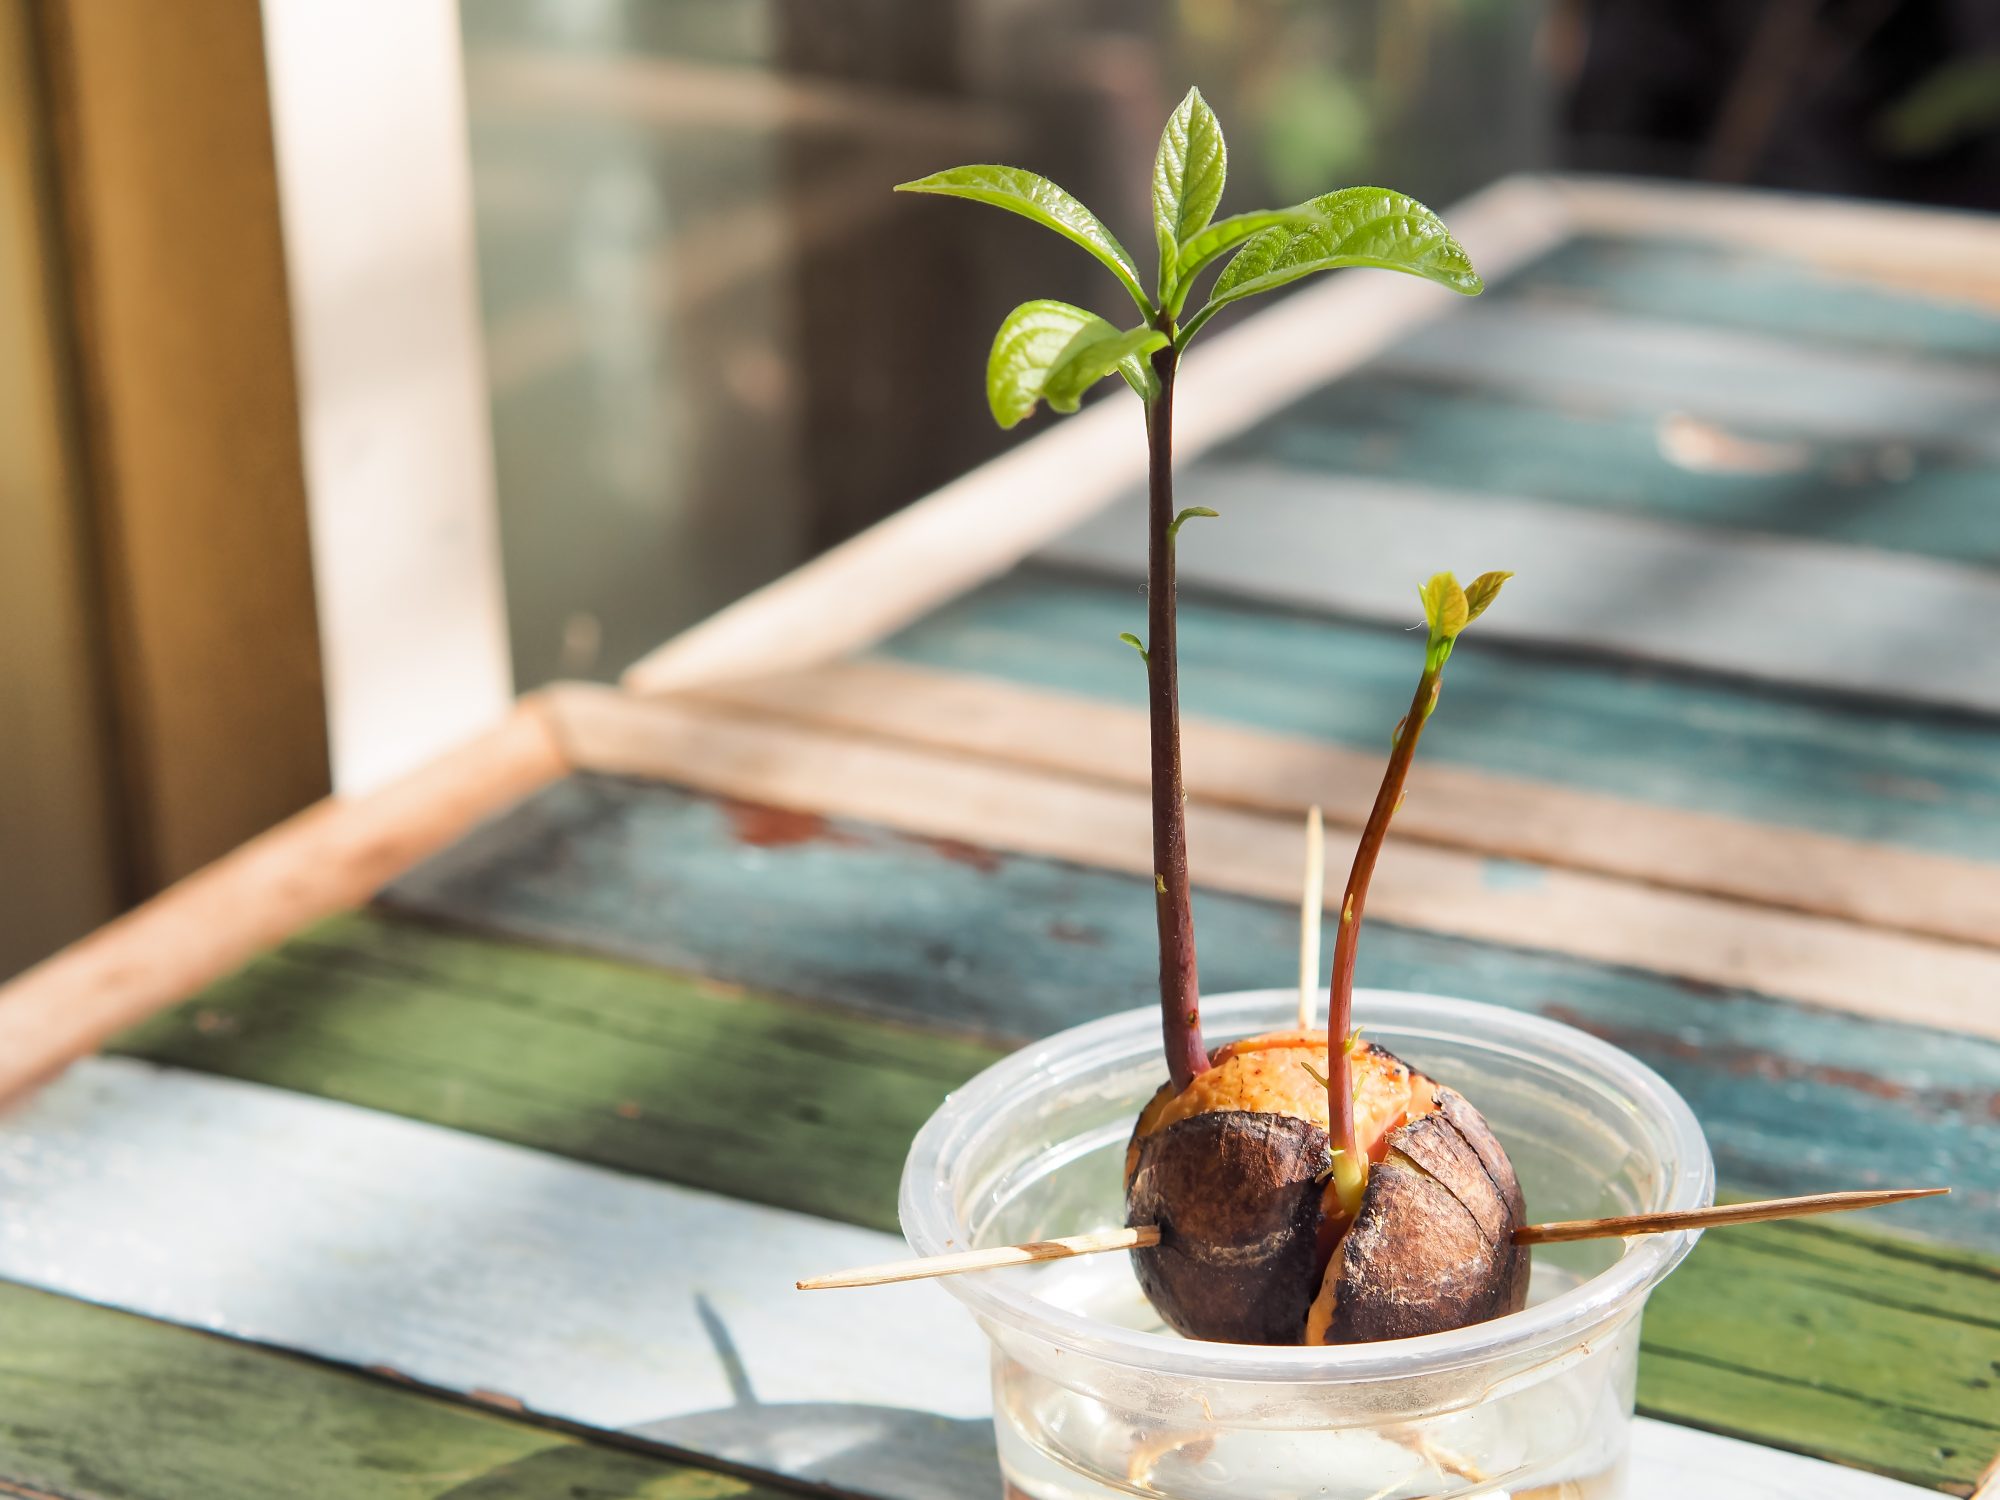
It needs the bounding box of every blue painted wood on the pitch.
[383,776,2000,1249]
[1207,375,2000,566]
[1495,235,2000,363]
[871,567,2000,865]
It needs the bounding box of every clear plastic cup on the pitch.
[901,990,1713,1500]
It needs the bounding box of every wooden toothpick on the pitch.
[798,1226,1161,1290]
[1511,1186,1947,1244]
[797,1188,1945,1291]
[1297,804,1324,1030]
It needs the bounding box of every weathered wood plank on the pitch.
[1211,374,2000,566]
[1496,234,2000,362]
[0,1058,998,1500]
[365,785,2000,1246]
[114,910,998,1233]
[1381,301,2000,453]
[0,1280,784,1500]
[689,658,2000,950]
[1639,1222,2000,1494]
[875,568,2000,866]
[1,1056,1986,1495]
[537,690,2000,1046]
[1040,464,2000,717]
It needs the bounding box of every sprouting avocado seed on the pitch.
[1125,1030,1525,1345]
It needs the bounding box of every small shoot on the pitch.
[1323,570,1514,1217]
[900,88,1485,1095]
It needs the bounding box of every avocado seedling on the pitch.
[900,90,1519,1346]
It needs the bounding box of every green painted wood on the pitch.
[111,910,999,1235]
[1638,1220,2000,1495]
[1209,373,2000,566]
[1497,235,2000,364]
[0,1280,784,1500]
[875,566,2000,865]
[111,908,2000,1494]
[368,782,2000,1248]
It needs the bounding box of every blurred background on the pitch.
[3,0,1998,978]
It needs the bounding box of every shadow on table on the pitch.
[438,1295,999,1500]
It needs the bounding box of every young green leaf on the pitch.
[1168,207,1321,314]
[1043,322,1170,413]
[1167,505,1218,542]
[1181,186,1482,342]
[896,165,1151,316]
[1152,87,1227,300]
[986,301,1105,428]
[1419,572,1470,642]
[1463,570,1513,623]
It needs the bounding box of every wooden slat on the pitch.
[1209,374,2000,566]
[0,1056,1986,1494]
[1042,463,2000,717]
[0,699,567,1104]
[544,687,2000,1045]
[619,174,1571,695]
[0,1282,776,1500]
[871,568,2000,866]
[368,787,2000,1246]
[686,658,2000,950]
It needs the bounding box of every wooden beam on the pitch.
[36,0,329,887]
[0,0,120,976]
[0,700,566,1103]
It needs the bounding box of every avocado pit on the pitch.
[1125,1029,1526,1345]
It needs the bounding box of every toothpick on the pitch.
[1511,1186,1946,1245]
[1297,804,1324,1029]
[797,1225,1159,1290]
[797,1189,1944,1291]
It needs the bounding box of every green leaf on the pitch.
[1118,631,1149,663]
[1042,322,1169,414]
[896,165,1151,316]
[1182,186,1481,341]
[1419,571,1469,641]
[1167,505,1218,542]
[987,303,1162,428]
[986,300,1103,429]
[1152,87,1227,299]
[1463,570,1513,624]
[1168,207,1321,313]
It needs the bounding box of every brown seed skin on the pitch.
[1307,1086,1528,1345]
[1126,1108,1331,1344]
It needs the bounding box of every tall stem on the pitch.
[1146,347,1208,1092]
[1325,666,1439,1208]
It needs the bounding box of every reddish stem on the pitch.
[1146,347,1208,1092]
[1326,666,1439,1177]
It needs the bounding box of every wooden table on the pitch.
[2,176,1997,1500]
